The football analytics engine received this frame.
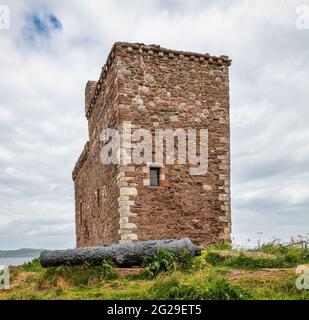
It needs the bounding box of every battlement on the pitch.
[85,41,232,119]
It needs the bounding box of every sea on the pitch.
[0,257,38,267]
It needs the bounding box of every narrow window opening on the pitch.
[80,202,83,226]
[150,167,160,186]
[96,189,101,207]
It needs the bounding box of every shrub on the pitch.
[142,249,176,278]
[257,239,309,265]
[259,242,288,255]
[177,250,195,271]
[284,247,309,264]
[100,260,118,280]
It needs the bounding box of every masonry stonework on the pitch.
[73,42,232,247]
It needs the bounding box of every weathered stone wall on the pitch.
[115,43,231,246]
[73,42,231,247]
[73,58,121,247]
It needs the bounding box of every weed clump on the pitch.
[142,249,176,278]
[176,250,195,271]
[20,258,44,272]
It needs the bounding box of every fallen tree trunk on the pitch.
[40,238,201,268]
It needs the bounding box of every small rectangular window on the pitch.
[80,202,83,226]
[96,189,100,207]
[150,167,160,186]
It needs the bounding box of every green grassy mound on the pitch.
[1,241,309,300]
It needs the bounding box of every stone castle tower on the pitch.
[73,42,232,247]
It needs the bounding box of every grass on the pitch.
[204,251,288,269]
[1,240,308,300]
[148,274,250,300]
[204,243,309,270]
[37,260,117,288]
[9,258,44,282]
[232,271,309,300]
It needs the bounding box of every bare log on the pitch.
[40,238,201,268]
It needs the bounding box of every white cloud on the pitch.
[0,0,308,249]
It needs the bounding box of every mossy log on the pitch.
[40,238,201,268]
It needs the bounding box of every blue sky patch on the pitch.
[23,13,62,41]
[48,14,62,30]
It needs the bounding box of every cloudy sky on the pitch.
[0,0,308,250]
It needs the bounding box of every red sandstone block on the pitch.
[161,180,170,187]
[161,167,168,174]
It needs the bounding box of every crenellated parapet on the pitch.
[85,41,232,119]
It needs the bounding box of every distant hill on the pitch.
[0,248,43,258]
